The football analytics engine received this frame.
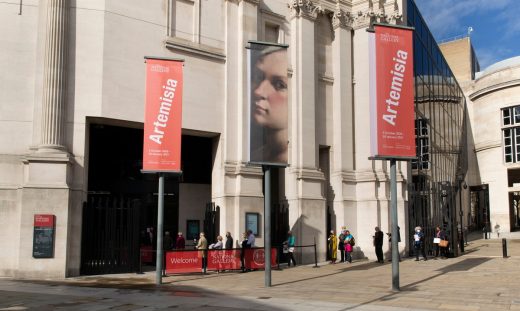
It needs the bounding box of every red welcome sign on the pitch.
[165,248,278,273]
[369,25,416,159]
[143,58,183,172]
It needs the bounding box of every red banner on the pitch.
[143,58,183,172]
[370,25,415,158]
[165,248,278,273]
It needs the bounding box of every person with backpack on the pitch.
[344,230,355,263]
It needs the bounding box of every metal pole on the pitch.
[502,238,507,258]
[390,159,400,291]
[156,173,165,285]
[264,166,271,287]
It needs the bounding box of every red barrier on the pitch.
[165,251,202,273]
[244,248,277,269]
[165,248,277,273]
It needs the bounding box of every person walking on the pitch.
[413,226,427,261]
[225,232,233,249]
[328,230,338,264]
[344,230,354,263]
[373,227,384,263]
[175,232,185,249]
[284,231,296,267]
[196,232,208,271]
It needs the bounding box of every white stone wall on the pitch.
[469,63,520,234]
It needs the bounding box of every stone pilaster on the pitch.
[215,0,263,246]
[287,1,327,263]
[17,0,73,278]
[330,3,355,234]
[38,0,69,153]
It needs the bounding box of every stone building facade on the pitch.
[0,0,456,278]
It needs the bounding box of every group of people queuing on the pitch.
[328,227,355,264]
[329,226,405,264]
[413,225,449,261]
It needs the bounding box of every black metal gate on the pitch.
[80,194,141,275]
[203,203,220,244]
[271,203,289,246]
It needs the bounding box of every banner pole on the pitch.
[156,173,165,285]
[390,159,400,291]
[264,165,271,287]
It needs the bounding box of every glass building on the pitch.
[406,0,468,256]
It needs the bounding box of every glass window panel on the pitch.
[506,155,512,163]
[514,107,520,124]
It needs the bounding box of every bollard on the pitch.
[502,238,508,258]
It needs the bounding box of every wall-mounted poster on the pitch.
[33,214,56,258]
[247,41,289,166]
[245,212,260,236]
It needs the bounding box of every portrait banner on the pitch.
[247,41,289,166]
[369,24,416,159]
[143,57,183,172]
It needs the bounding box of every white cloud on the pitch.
[414,0,512,39]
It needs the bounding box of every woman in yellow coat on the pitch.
[328,230,338,264]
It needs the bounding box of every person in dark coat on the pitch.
[373,227,384,263]
[225,232,233,249]
[163,231,173,251]
[176,232,186,249]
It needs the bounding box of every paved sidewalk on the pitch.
[1,238,520,310]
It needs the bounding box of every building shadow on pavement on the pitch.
[340,257,492,310]
[6,279,287,311]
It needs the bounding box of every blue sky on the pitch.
[414,0,520,70]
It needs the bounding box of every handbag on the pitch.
[433,238,441,244]
[439,240,449,247]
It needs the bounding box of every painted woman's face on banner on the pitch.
[251,49,288,130]
[248,43,289,165]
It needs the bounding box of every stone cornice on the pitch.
[288,0,324,21]
[225,0,259,5]
[469,79,520,101]
[290,167,326,181]
[224,162,263,177]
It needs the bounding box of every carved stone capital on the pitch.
[331,8,354,30]
[288,0,323,21]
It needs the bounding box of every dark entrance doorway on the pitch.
[81,122,179,275]
[469,185,490,232]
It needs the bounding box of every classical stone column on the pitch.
[38,0,69,153]
[330,5,355,233]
